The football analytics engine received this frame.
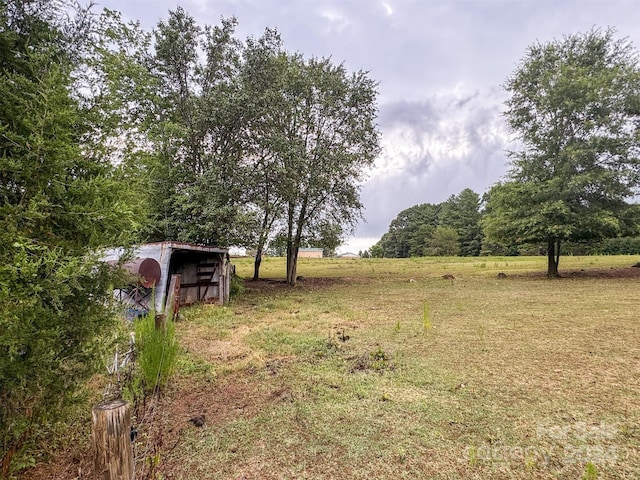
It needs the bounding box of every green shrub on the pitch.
[370,346,391,370]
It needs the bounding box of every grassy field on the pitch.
[23,255,640,479]
[141,255,639,480]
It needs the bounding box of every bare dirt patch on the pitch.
[165,375,270,431]
[565,266,640,278]
[150,371,287,478]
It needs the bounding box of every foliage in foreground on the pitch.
[0,1,139,475]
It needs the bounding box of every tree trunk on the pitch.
[286,241,293,283]
[254,210,274,281]
[547,239,560,278]
[253,246,262,280]
[286,245,299,285]
[286,203,295,283]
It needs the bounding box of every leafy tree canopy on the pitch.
[438,188,483,256]
[483,28,640,276]
[97,9,380,283]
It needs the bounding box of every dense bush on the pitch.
[0,1,139,474]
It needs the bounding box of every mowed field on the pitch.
[152,255,640,480]
[24,255,640,480]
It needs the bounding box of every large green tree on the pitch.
[88,9,380,284]
[82,8,158,227]
[261,54,380,285]
[374,203,439,257]
[0,1,139,474]
[238,29,288,280]
[426,226,460,256]
[139,8,252,246]
[484,29,640,277]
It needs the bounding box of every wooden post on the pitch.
[154,313,166,332]
[92,399,134,480]
[166,274,181,320]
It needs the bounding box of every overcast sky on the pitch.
[95,0,640,253]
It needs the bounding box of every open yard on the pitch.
[24,256,640,479]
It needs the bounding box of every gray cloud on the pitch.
[358,87,510,238]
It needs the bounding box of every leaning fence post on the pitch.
[92,399,134,480]
[166,274,181,320]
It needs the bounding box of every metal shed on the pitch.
[103,242,232,316]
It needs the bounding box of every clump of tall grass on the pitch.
[582,462,598,480]
[135,310,179,395]
[423,303,432,331]
[230,274,245,299]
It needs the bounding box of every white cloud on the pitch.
[337,236,379,255]
[318,8,351,33]
[373,87,509,180]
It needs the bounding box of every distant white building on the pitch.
[298,248,324,258]
[228,246,247,257]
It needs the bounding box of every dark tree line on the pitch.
[370,188,483,257]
